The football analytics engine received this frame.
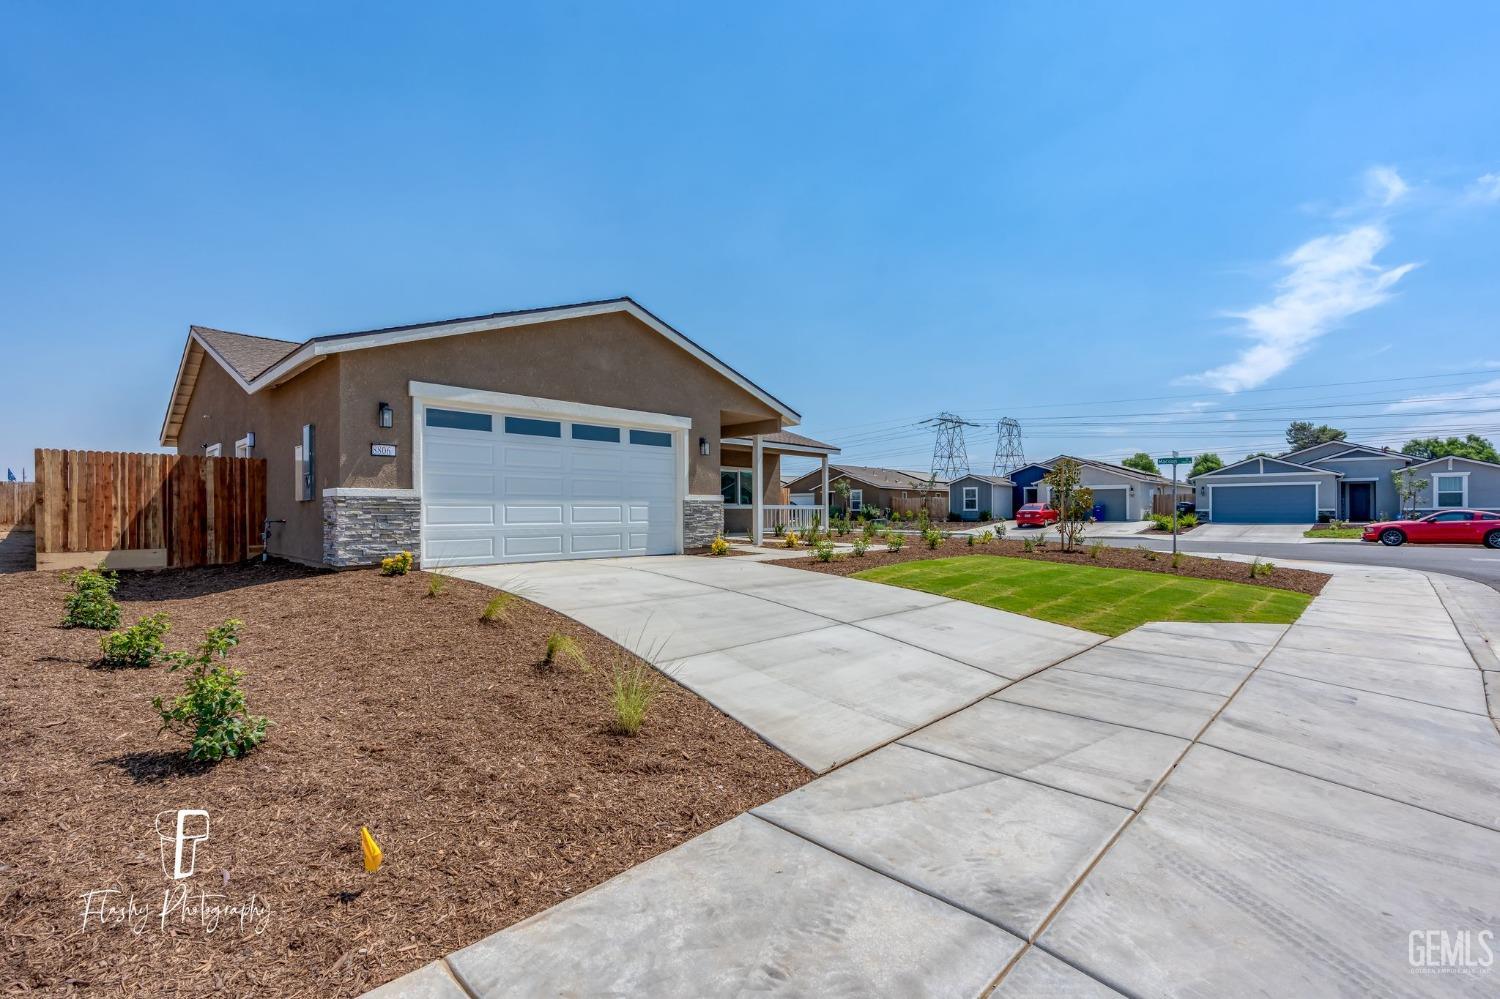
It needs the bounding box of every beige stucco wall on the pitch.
[175,350,343,563]
[336,311,781,496]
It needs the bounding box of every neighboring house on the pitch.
[1006,462,1053,512]
[1402,454,1500,514]
[1034,455,1175,521]
[720,430,840,536]
[946,473,1013,521]
[160,297,822,567]
[783,464,947,518]
[1190,441,1442,523]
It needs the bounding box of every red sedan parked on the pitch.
[1015,503,1060,528]
[1363,509,1500,548]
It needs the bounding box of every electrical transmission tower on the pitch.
[922,412,979,481]
[993,418,1025,474]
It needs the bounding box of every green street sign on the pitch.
[1158,456,1193,465]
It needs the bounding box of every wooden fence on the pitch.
[33,450,267,571]
[890,494,949,520]
[0,482,35,529]
[1151,488,1195,517]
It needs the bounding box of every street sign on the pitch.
[1158,456,1192,465]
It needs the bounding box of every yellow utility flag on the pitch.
[360,826,384,873]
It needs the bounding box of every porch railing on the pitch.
[762,504,823,535]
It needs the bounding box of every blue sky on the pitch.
[4,2,1500,480]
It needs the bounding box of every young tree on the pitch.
[1042,457,1094,553]
[1285,421,1347,451]
[1189,452,1223,478]
[1121,452,1160,475]
[832,478,851,517]
[1401,434,1500,464]
[1391,467,1427,517]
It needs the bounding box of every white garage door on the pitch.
[420,405,679,565]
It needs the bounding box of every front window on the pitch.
[1435,475,1465,508]
[963,486,979,512]
[720,468,753,506]
[850,488,863,512]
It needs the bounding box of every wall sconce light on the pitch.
[377,402,393,429]
[699,436,709,456]
[245,432,256,448]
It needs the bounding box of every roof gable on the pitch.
[1404,454,1500,472]
[162,298,798,446]
[1279,439,1355,462]
[1194,454,1339,478]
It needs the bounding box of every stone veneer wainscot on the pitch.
[322,489,422,568]
[683,496,724,548]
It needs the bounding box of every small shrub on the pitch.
[1148,513,1172,532]
[1087,540,1105,559]
[1021,534,1041,553]
[153,620,268,762]
[709,534,731,556]
[994,522,1007,540]
[773,522,786,538]
[924,528,942,550]
[1171,551,1184,569]
[1250,559,1275,579]
[1179,513,1198,530]
[481,591,516,623]
[813,539,837,562]
[852,536,870,556]
[581,650,659,737]
[380,550,414,576]
[966,533,976,547]
[543,632,585,670]
[63,569,121,630]
[979,509,990,521]
[99,612,170,669]
[885,531,905,553]
[783,529,801,549]
[425,570,449,598]
[862,520,877,540]
[1138,545,1159,562]
[978,529,995,544]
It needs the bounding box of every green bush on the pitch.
[380,550,414,576]
[966,533,976,547]
[979,509,990,521]
[99,612,170,669]
[1250,558,1275,579]
[1021,534,1041,553]
[813,539,837,562]
[1179,513,1198,529]
[923,528,943,550]
[851,536,869,556]
[1087,540,1105,559]
[153,620,269,762]
[63,569,121,630]
[885,531,905,553]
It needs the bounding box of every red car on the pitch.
[1363,509,1500,548]
[1015,503,1060,527]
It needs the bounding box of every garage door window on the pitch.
[571,423,620,443]
[630,429,672,447]
[505,416,561,438]
[426,408,492,432]
[1434,475,1466,508]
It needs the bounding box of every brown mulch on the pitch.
[770,536,1329,596]
[0,562,809,997]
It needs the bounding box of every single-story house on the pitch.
[1034,456,1176,521]
[161,297,836,566]
[783,464,947,519]
[946,473,1013,521]
[1188,440,1471,523]
[1401,454,1500,513]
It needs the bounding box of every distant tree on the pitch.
[1189,452,1223,478]
[1043,458,1094,553]
[1245,451,1275,460]
[1121,452,1160,475]
[1285,421,1347,452]
[1401,434,1500,464]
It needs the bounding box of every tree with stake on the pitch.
[1392,467,1427,517]
[1042,458,1093,553]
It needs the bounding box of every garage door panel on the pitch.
[1091,487,1129,521]
[423,411,678,564]
[425,504,496,526]
[1210,484,1315,524]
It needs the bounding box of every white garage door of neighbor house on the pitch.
[420,406,679,565]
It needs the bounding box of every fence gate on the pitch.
[33,449,267,571]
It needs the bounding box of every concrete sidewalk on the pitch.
[378,559,1500,998]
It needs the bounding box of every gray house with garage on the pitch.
[946,473,1013,521]
[1402,454,1500,513]
[1034,456,1175,521]
[1189,441,1452,523]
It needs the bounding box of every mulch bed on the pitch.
[770,536,1329,596]
[0,562,809,997]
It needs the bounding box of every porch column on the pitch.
[820,453,830,528]
[752,433,764,546]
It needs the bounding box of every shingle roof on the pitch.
[951,473,1013,486]
[192,326,299,381]
[761,430,839,451]
[828,464,947,490]
[1046,454,1172,484]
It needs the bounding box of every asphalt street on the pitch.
[1104,534,1500,591]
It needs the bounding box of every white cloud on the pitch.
[1467,172,1500,204]
[1181,226,1417,393]
[1364,165,1409,207]
[1385,377,1500,414]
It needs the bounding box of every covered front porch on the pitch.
[721,430,840,545]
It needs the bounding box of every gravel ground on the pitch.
[0,561,808,997]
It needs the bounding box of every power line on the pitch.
[993,418,1025,475]
[922,412,979,481]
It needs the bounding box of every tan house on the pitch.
[160,298,831,567]
[783,464,948,520]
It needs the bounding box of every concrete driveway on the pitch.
[380,557,1500,998]
[1189,522,1313,543]
[452,555,1100,773]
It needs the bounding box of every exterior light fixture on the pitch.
[699,436,709,456]
[378,402,393,429]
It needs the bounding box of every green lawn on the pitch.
[1303,527,1363,539]
[854,556,1311,636]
